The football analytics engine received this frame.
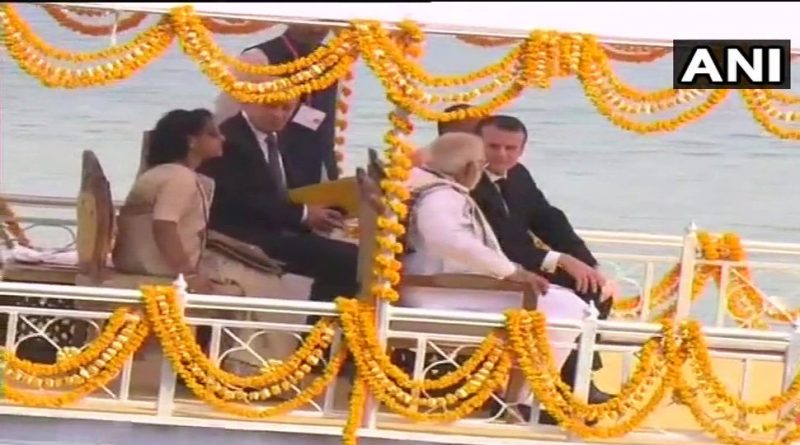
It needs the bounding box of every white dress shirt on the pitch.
[484,169,561,274]
[241,111,308,222]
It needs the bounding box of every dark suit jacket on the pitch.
[197,113,305,245]
[471,163,597,271]
[245,36,339,188]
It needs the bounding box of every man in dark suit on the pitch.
[198,94,358,303]
[468,114,616,406]
[240,24,339,188]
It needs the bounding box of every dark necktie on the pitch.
[264,132,286,191]
[494,178,511,216]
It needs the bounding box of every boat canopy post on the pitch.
[674,222,699,320]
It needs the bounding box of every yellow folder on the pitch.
[288,177,360,218]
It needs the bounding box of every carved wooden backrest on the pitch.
[76,150,114,282]
[354,150,536,309]
[355,149,387,300]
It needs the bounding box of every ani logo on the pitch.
[672,39,791,89]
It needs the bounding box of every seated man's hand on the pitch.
[305,205,345,233]
[507,266,549,297]
[600,276,621,302]
[557,254,606,295]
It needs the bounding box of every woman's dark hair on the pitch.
[147,108,214,167]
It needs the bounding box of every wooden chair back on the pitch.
[355,149,387,300]
[76,150,115,282]
[353,149,536,309]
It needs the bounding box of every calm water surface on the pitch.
[4,4,800,315]
[4,8,800,240]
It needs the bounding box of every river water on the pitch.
[2,7,800,320]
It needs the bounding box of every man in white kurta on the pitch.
[399,132,589,420]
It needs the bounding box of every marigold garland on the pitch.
[39,5,148,37]
[2,287,800,444]
[142,285,338,389]
[2,3,797,141]
[200,17,273,35]
[333,69,355,176]
[740,90,800,140]
[141,285,347,417]
[0,312,149,407]
[0,6,174,88]
[2,4,172,63]
[456,34,672,63]
[613,230,796,328]
[506,310,675,437]
[170,5,358,104]
[337,298,513,423]
[5,308,135,377]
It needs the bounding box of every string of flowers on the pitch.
[0,5,175,88]
[337,298,513,424]
[600,44,671,63]
[613,230,800,328]
[363,21,418,303]
[740,90,800,140]
[141,285,347,418]
[2,3,172,63]
[40,4,273,36]
[170,5,358,104]
[39,4,149,37]
[0,311,149,407]
[2,3,798,140]
[333,69,355,176]
[3,289,800,443]
[456,34,672,63]
[141,286,337,389]
[506,310,676,437]
[200,17,273,35]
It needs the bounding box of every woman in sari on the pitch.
[113,108,223,293]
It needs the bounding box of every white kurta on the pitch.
[400,169,588,403]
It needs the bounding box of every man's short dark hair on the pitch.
[436,103,472,135]
[475,114,528,143]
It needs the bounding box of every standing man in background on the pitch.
[215,24,340,188]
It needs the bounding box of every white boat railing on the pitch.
[4,191,800,329]
[1,279,799,444]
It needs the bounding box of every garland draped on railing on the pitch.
[3,288,800,445]
[1,3,799,141]
[613,230,798,328]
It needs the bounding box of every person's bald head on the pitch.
[214,49,298,132]
[425,132,486,190]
